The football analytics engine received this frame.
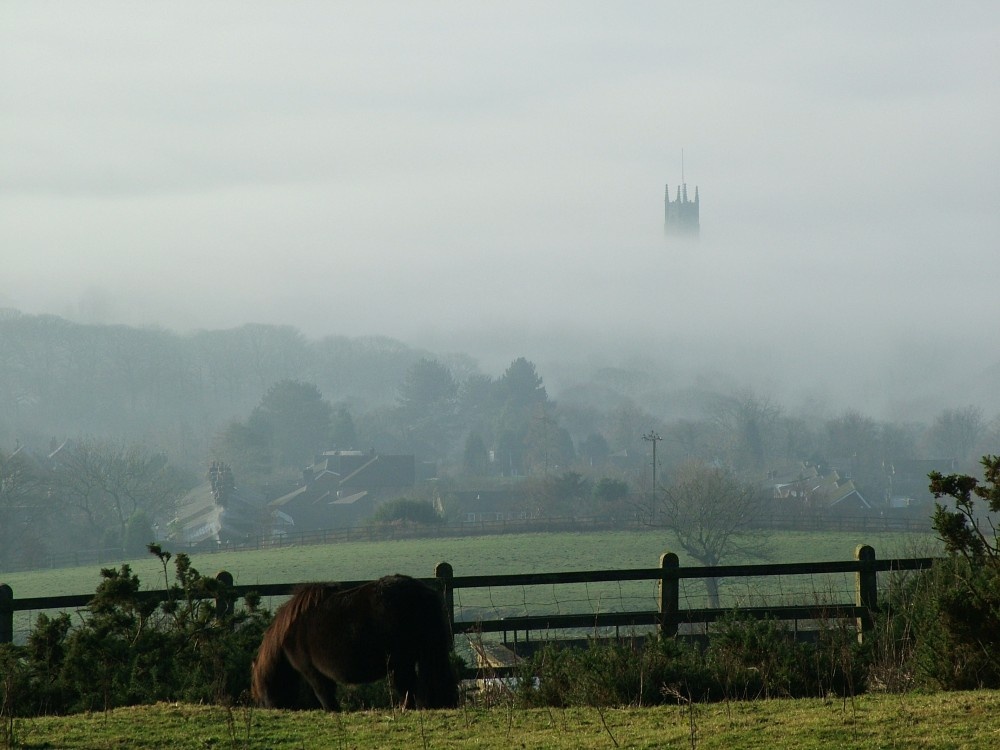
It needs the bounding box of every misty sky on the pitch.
[1,2,998,412]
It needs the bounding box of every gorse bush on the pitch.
[711,615,867,700]
[856,455,1000,692]
[883,554,1000,690]
[514,637,711,708]
[0,546,271,716]
[709,615,807,700]
[912,455,1000,689]
[513,617,868,709]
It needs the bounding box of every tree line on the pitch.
[2,309,999,567]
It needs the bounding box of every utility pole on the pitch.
[643,430,662,521]
[534,407,555,476]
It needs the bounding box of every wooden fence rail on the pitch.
[1,546,937,653]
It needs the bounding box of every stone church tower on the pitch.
[664,182,699,237]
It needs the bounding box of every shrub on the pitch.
[708,616,811,700]
[885,555,1000,690]
[372,498,442,526]
[512,621,867,709]
[24,613,73,713]
[920,455,1000,688]
[0,546,271,715]
[811,620,869,697]
[0,644,30,718]
[708,615,867,701]
[869,456,1000,690]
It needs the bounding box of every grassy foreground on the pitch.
[8,691,1000,749]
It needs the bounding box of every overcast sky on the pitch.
[2,2,998,412]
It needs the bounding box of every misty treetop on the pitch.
[498,357,548,410]
[249,380,333,468]
[397,358,458,414]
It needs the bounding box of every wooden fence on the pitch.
[0,545,935,656]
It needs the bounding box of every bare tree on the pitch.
[646,460,770,607]
[711,388,782,471]
[926,406,986,467]
[50,437,186,549]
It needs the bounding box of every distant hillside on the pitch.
[0,310,440,466]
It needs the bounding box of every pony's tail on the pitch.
[251,631,302,709]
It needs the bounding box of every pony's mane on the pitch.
[270,584,338,641]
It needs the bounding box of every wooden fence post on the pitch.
[658,552,679,638]
[214,570,234,620]
[435,561,455,646]
[0,583,11,644]
[855,544,876,642]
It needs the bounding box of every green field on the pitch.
[2,528,937,596]
[7,690,999,749]
[3,529,939,648]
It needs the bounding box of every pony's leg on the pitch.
[390,659,418,709]
[297,664,340,711]
[313,677,340,712]
[414,651,459,709]
[419,662,455,708]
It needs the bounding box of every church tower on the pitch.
[664,182,699,237]
[664,150,699,237]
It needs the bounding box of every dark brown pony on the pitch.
[251,575,458,710]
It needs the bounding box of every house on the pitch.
[268,450,417,532]
[770,462,872,513]
[173,462,265,545]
